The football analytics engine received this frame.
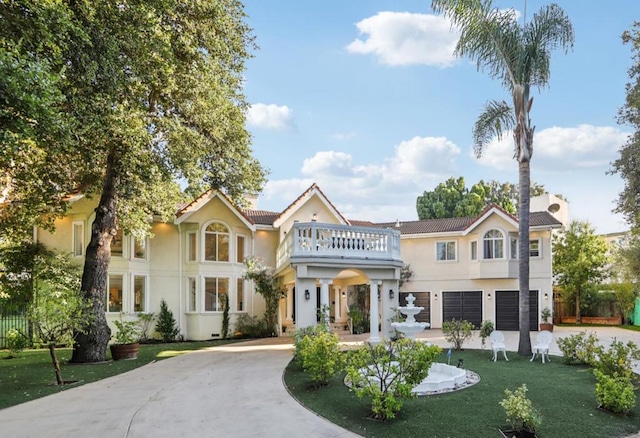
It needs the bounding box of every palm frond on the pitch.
[473,99,514,157]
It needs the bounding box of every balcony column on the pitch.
[319,279,331,327]
[333,286,342,321]
[286,285,294,324]
[368,280,381,344]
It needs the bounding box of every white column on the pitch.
[320,279,331,326]
[333,286,341,321]
[368,281,381,344]
[286,285,294,323]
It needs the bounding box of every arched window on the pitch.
[483,229,504,259]
[204,222,230,262]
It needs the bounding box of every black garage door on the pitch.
[495,290,539,331]
[442,291,482,328]
[399,292,430,324]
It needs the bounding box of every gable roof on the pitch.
[272,183,349,227]
[174,190,256,230]
[243,209,280,225]
[372,209,562,236]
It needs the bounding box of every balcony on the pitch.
[468,258,519,279]
[276,222,402,270]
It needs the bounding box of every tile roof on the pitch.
[243,210,281,225]
[371,210,562,235]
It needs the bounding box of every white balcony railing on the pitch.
[276,222,401,270]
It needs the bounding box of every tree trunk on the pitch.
[70,149,119,363]
[575,287,582,324]
[49,343,63,385]
[517,158,532,357]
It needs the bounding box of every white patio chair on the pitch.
[531,330,553,364]
[489,330,509,362]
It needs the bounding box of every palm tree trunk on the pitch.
[517,160,533,356]
[575,287,582,324]
[70,149,118,363]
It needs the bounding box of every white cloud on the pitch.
[247,103,294,130]
[476,124,630,171]
[346,11,458,67]
[332,131,357,141]
[259,135,461,222]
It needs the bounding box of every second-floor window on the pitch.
[470,241,478,260]
[111,228,124,257]
[73,221,84,257]
[204,223,229,262]
[484,229,504,259]
[508,238,541,259]
[436,241,456,261]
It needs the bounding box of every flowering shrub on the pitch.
[594,339,640,380]
[499,384,541,433]
[594,369,636,415]
[5,328,28,358]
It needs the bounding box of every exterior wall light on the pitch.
[544,293,549,300]
[389,289,394,299]
[488,293,492,300]
[434,293,438,300]
[312,214,317,222]
[305,289,310,300]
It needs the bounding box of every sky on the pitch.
[240,0,638,235]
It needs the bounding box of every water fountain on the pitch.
[391,293,430,339]
[383,293,478,395]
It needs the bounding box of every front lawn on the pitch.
[0,340,235,410]
[285,349,640,438]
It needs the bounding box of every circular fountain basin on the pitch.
[391,321,429,339]
[412,363,467,393]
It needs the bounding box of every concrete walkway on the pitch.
[1,326,639,437]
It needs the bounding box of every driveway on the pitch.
[0,326,638,437]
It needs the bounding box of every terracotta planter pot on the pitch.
[539,322,554,332]
[110,343,140,360]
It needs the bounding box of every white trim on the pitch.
[72,221,85,257]
[106,273,125,314]
[201,220,231,263]
[186,231,197,262]
[435,240,457,262]
[462,207,518,235]
[175,190,256,230]
[131,237,149,261]
[186,276,197,313]
[131,273,149,313]
[236,233,247,264]
[273,187,348,227]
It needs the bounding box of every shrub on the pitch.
[5,328,28,358]
[234,313,266,338]
[137,312,156,343]
[156,299,180,342]
[346,339,441,421]
[442,319,474,350]
[297,331,344,387]
[594,369,636,415]
[293,325,327,363]
[556,331,600,365]
[478,320,494,349]
[594,339,640,380]
[499,384,542,433]
[112,319,141,344]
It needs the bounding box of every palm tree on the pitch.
[431,0,573,356]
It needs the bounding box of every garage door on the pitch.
[399,292,430,324]
[442,291,482,328]
[495,290,539,331]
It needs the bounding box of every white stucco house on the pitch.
[34,184,566,342]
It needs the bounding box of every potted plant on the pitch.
[539,307,553,332]
[110,318,141,360]
[499,384,541,438]
[479,319,494,349]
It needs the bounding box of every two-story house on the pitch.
[34,184,566,342]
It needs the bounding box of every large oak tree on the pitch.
[1,1,267,362]
[431,0,573,355]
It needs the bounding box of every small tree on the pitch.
[297,331,344,387]
[156,299,179,342]
[479,320,494,349]
[244,257,286,336]
[553,221,610,323]
[29,285,92,385]
[346,339,441,421]
[442,319,474,350]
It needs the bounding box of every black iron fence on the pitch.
[0,303,29,349]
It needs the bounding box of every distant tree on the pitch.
[416,177,547,219]
[610,23,640,231]
[553,221,610,323]
[432,0,574,356]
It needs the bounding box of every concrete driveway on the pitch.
[0,326,639,438]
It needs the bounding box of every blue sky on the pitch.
[241,0,637,234]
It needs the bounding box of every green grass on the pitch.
[556,323,640,332]
[284,350,640,438]
[0,340,236,410]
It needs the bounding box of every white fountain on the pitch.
[391,293,429,339]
